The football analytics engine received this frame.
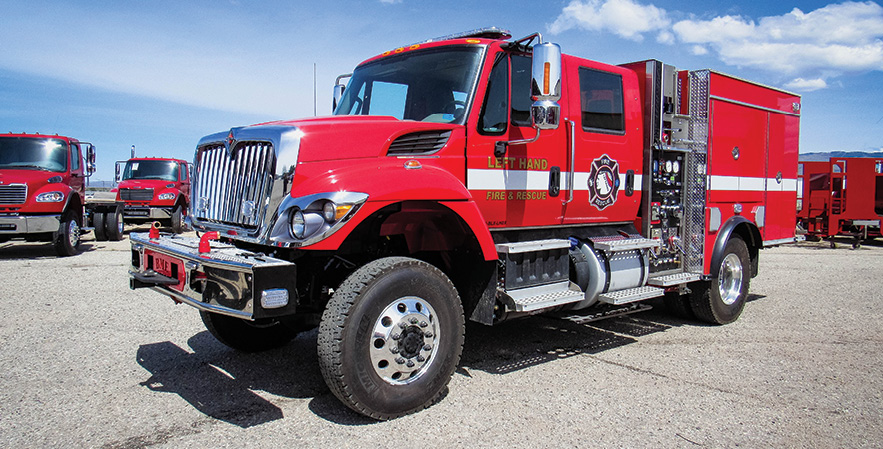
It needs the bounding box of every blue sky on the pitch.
[1,0,881,181]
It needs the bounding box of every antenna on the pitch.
[314,63,317,116]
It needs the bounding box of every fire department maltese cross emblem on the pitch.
[587,154,620,211]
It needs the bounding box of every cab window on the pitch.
[510,54,533,127]
[579,68,624,133]
[478,55,509,135]
[70,143,80,171]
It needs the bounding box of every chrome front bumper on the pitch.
[128,232,297,320]
[0,214,61,234]
[123,206,173,220]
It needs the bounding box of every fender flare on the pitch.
[709,216,761,278]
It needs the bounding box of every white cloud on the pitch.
[549,0,669,42]
[550,0,883,91]
[671,2,883,76]
[784,77,829,92]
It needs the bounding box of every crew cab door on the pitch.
[466,51,569,229]
[68,142,86,196]
[560,62,643,225]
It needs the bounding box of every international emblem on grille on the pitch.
[197,196,210,211]
[225,130,236,156]
[588,154,620,211]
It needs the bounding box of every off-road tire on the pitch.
[200,311,298,353]
[54,210,81,257]
[105,207,124,241]
[318,257,465,420]
[93,211,107,241]
[689,236,750,324]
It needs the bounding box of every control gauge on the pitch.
[665,160,673,174]
[672,160,680,174]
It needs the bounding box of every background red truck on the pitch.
[797,157,883,247]
[128,28,800,419]
[0,133,123,256]
[114,157,191,233]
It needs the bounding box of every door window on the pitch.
[579,68,624,133]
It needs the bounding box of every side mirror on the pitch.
[332,73,352,112]
[530,42,562,131]
[85,145,96,176]
[115,161,124,184]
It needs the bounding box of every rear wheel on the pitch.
[93,212,107,241]
[318,257,465,420]
[200,311,298,352]
[105,207,124,241]
[690,236,750,324]
[54,211,81,257]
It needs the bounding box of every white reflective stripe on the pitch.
[467,169,550,191]
[707,175,798,192]
[468,169,642,192]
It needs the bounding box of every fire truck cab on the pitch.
[128,28,801,419]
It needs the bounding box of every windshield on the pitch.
[334,46,484,124]
[123,160,178,181]
[0,137,68,172]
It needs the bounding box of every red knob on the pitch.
[199,232,219,253]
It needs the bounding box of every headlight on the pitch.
[290,209,305,238]
[36,191,64,202]
[158,193,176,200]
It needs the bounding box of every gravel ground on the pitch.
[0,230,880,448]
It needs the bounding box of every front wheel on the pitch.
[689,236,750,324]
[318,257,465,420]
[200,311,298,352]
[170,205,184,234]
[54,211,81,257]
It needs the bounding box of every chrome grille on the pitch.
[0,184,27,204]
[193,142,275,230]
[120,188,154,202]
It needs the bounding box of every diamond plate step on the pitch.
[598,286,665,305]
[505,281,585,312]
[647,272,701,287]
[593,238,660,252]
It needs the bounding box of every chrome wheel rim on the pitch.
[370,296,439,385]
[718,253,743,305]
[67,220,79,247]
[116,214,124,234]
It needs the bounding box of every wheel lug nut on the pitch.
[406,360,415,368]
[416,355,425,362]
[392,333,401,340]
[419,321,428,328]
[391,347,399,354]
[423,344,432,351]
[398,322,406,328]
[410,318,418,324]
[424,332,433,338]
[395,357,405,364]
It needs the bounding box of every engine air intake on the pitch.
[387,130,452,156]
[0,185,27,204]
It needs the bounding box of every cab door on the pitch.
[466,51,569,229]
[68,142,86,198]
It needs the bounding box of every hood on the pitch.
[259,116,459,163]
[0,169,64,187]
[118,179,173,189]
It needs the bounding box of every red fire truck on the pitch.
[114,157,192,234]
[797,157,883,247]
[128,28,800,419]
[0,133,124,256]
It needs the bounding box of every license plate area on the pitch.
[146,250,185,291]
